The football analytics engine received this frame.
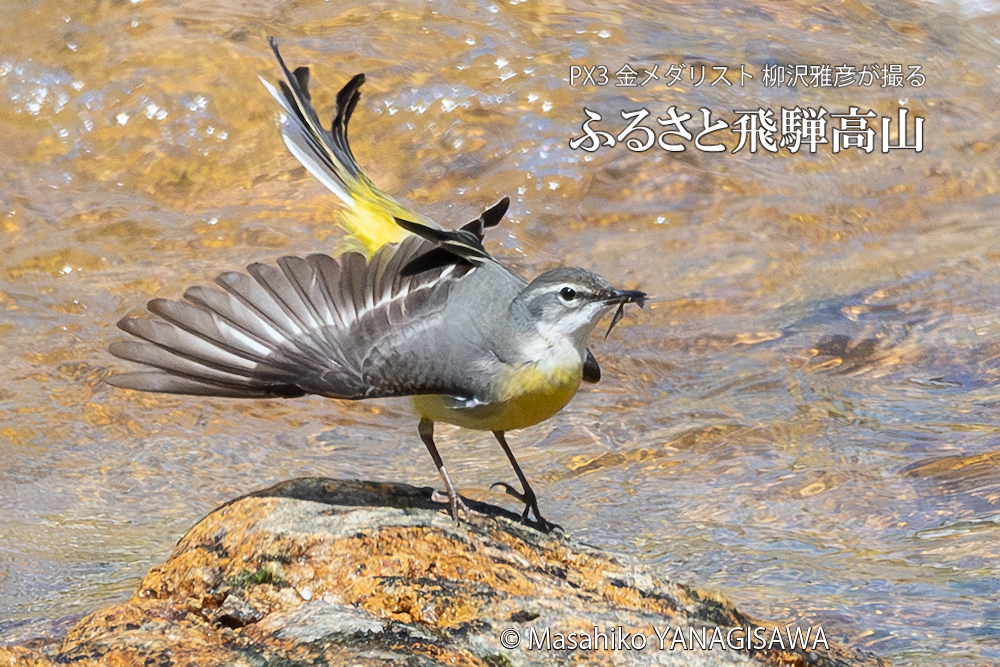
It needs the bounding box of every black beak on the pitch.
[605,289,647,307]
[603,289,646,338]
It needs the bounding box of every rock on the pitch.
[0,478,886,666]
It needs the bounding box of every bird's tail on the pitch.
[259,37,427,255]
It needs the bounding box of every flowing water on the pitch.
[2,1,999,664]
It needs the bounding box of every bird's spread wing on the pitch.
[110,43,517,401]
[108,236,477,400]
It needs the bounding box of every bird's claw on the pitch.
[489,481,563,534]
[432,489,485,524]
[489,481,524,500]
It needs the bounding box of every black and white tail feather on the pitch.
[257,37,370,212]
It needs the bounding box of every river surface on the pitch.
[2,1,999,664]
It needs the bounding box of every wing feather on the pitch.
[146,298,275,363]
[109,370,304,398]
[277,255,332,328]
[109,236,478,400]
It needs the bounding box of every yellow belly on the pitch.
[412,363,582,432]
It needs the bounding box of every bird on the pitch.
[106,38,645,533]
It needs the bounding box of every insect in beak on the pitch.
[604,289,646,339]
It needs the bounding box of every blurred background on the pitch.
[2,0,999,664]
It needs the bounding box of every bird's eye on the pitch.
[559,286,577,302]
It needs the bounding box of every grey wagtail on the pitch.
[107,39,645,533]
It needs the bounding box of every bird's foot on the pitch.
[431,489,486,525]
[490,481,563,534]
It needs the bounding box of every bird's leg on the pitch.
[491,431,562,533]
[418,418,483,523]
